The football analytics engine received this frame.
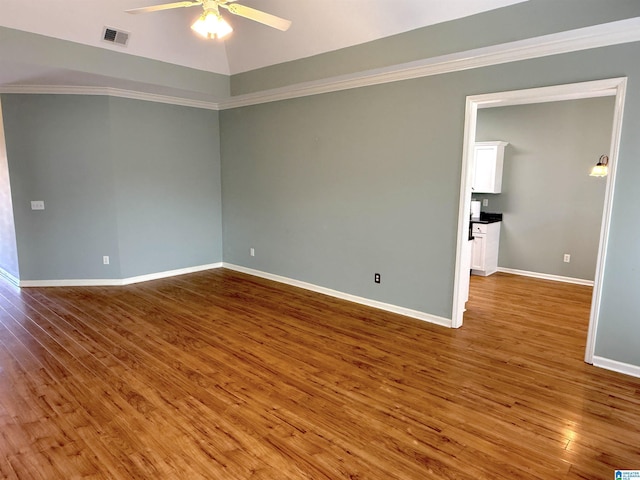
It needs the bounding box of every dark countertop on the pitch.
[470,212,503,224]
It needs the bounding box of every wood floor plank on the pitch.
[27,284,472,476]
[0,269,639,478]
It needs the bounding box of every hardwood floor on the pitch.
[0,269,639,479]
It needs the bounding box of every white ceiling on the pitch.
[0,0,525,77]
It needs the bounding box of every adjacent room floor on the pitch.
[0,269,638,479]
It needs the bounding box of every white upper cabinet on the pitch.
[472,141,508,194]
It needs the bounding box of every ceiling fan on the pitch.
[126,0,292,39]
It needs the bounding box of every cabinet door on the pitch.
[471,235,486,271]
[473,146,498,193]
[472,142,507,194]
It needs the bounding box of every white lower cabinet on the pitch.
[471,222,501,276]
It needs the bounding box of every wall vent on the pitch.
[102,27,130,46]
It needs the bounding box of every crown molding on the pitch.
[0,84,220,110]
[2,17,639,110]
[218,17,640,110]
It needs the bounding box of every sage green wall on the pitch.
[1,94,222,281]
[221,41,640,366]
[1,0,639,370]
[474,98,614,281]
[0,26,229,99]
[230,0,640,95]
[1,94,122,280]
[0,99,19,278]
[222,84,461,316]
[109,97,222,278]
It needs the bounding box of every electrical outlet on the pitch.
[103,256,110,265]
[482,198,489,207]
[374,273,381,284]
[30,200,45,210]
[250,248,255,257]
[563,254,571,263]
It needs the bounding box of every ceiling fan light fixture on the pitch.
[191,10,232,39]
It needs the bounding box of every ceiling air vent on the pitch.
[102,27,130,47]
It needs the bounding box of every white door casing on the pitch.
[451,77,627,366]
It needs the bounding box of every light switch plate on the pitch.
[31,201,45,210]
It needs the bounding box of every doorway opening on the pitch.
[0,97,20,286]
[451,78,627,364]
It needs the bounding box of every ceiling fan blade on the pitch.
[224,3,291,31]
[125,1,202,14]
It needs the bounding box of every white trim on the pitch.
[451,96,478,329]
[0,267,20,287]
[584,78,627,365]
[223,263,452,328]
[496,267,594,286]
[1,18,639,110]
[475,85,619,109]
[466,78,626,108]
[10,260,451,327]
[120,262,222,285]
[0,85,220,111]
[18,262,222,287]
[593,356,640,379]
[217,17,640,110]
[19,278,123,287]
[452,77,627,361]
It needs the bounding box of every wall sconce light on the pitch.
[589,155,609,177]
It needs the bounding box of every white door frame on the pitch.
[451,77,627,364]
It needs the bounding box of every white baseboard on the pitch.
[18,263,223,287]
[0,267,20,287]
[13,261,452,328]
[120,263,222,285]
[223,263,452,328]
[497,267,594,286]
[592,356,640,379]
[19,278,123,287]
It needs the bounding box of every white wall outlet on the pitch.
[563,254,571,263]
[482,198,489,207]
[103,256,110,265]
[250,248,255,257]
[30,200,45,210]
